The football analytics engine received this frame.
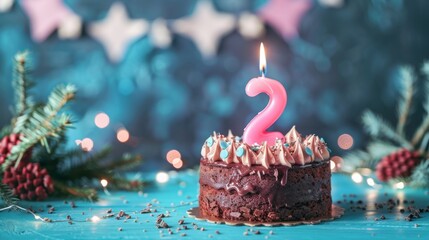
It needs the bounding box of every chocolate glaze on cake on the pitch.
[199,158,332,222]
[198,127,332,222]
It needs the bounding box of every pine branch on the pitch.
[12,51,33,117]
[108,177,147,191]
[396,67,415,136]
[410,160,429,188]
[0,183,19,206]
[362,110,412,148]
[412,62,429,146]
[367,140,400,161]
[2,115,72,171]
[1,85,76,170]
[103,154,142,172]
[53,181,98,201]
[13,84,76,134]
[58,149,142,182]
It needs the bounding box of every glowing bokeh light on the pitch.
[351,172,363,183]
[91,216,101,223]
[100,179,108,187]
[156,171,169,183]
[360,168,373,176]
[117,128,130,143]
[81,138,94,152]
[330,156,343,171]
[330,160,336,170]
[94,112,110,128]
[395,181,405,189]
[172,158,183,169]
[366,178,375,187]
[166,149,181,163]
[337,134,354,150]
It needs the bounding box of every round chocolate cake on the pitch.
[199,126,332,222]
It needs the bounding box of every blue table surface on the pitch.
[0,170,428,240]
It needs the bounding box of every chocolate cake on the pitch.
[199,126,332,222]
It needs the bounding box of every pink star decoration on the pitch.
[258,0,312,40]
[21,0,74,42]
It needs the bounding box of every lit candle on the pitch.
[243,43,287,146]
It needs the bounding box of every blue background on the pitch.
[1,0,429,171]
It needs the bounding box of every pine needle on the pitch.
[396,67,415,136]
[0,183,19,206]
[13,51,32,117]
[367,140,400,161]
[362,110,412,148]
[2,84,76,171]
[410,160,429,188]
[53,181,98,202]
[412,62,429,146]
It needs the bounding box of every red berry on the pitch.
[376,148,422,182]
[2,162,54,201]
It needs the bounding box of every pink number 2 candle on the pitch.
[243,43,287,147]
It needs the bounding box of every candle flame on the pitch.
[259,42,267,77]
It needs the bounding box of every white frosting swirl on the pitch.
[201,126,330,168]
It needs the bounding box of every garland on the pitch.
[0,52,145,205]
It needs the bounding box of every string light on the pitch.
[166,150,181,164]
[172,158,184,169]
[117,128,130,143]
[0,205,51,222]
[81,138,94,152]
[394,181,405,189]
[94,112,110,128]
[90,216,101,223]
[156,171,169,183]
[337,134,354,150]
[0,204,103,223]
[366,177,375,187]
[351,172,363,183]
[100,179,111,195]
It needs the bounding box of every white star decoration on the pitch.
[88,2,149,63]
[0,0,14,12]
[238,12,265,39]
[172,0,235,58]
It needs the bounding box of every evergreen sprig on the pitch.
[1,51,146,203]
[345,62,429,188]
[362,110,411,148]
[0,183,18,206]
[1,85,76,171]
[412,62,429,145]
[396,67,415,136]
[410,160,429,188]
[12,51,33,117]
